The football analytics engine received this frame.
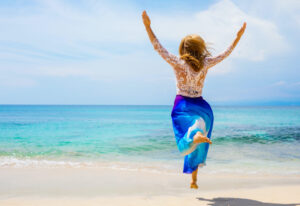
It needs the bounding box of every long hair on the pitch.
[179,34,211,72]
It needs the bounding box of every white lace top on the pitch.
[151,38,234,97]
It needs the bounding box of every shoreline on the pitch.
[2,156,300,176]
[1,167,300,205]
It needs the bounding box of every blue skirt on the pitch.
[171,95,214,174]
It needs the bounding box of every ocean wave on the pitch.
[0,157,94,168]
[213,126,300,144]
[0,157,299,176]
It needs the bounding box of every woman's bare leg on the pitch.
[189,132,211,188]
[190,168,198,189]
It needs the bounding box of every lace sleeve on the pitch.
[205,43,235,69]
[151,38,181,67]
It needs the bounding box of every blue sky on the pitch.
[0,0,299,105]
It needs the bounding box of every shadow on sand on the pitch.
[197,197,300,206]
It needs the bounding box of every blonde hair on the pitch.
[179,34,211,72]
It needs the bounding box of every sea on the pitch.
[0,105,299,175]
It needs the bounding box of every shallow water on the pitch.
[0,105,299,175]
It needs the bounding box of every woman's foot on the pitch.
[193,132,212,144]
[190,182,198,189]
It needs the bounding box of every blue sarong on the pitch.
[171,95,214,174]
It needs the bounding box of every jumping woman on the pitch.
[142,11,246,189]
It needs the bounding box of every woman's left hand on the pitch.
[142,10,151,27]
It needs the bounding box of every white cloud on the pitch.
[272,80,286,86]
[0,50,172,85]
[0,0,144,45]
[0,0,299,104]
[0,0,293,83]
[0,0,289,63]
[208,60,234,76]
[270,81,300,89]
[152,0,289,62]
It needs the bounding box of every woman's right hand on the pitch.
[237,22,247,38]
[142,10,151,27]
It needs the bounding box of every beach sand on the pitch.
[0,167,299,206]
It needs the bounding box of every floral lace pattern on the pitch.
[151,38,234,97]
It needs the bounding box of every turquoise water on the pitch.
[0,105,300,174]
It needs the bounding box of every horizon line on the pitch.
[1,103,300,106]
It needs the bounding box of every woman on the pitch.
[142,11,246,189]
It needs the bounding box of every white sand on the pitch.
[0,167,299,205]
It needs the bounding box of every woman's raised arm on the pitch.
[206,22,247,69]
[142,11,181,67]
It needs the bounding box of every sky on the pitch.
[0,0,299,105]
